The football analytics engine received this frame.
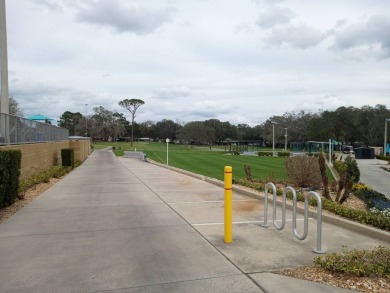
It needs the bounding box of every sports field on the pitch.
[94,141,287,181]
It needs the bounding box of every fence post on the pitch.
[224,166,232,243]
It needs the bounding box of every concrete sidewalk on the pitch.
[0,149,388,292]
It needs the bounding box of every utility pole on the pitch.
[0,0,9,143]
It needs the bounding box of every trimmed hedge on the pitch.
[0,150,22,208]
[258,151,272,156]
[19,165,72,194]
[375,154,389,161]
[61,148,74,168]
[278,152,291,157]
[314,246,390,278]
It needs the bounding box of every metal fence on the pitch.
[0,112,69,145]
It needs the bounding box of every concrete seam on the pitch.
[87,273,243,293]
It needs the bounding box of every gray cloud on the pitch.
[265,24,326,49]
[31,0,64,13]
[256,6,294,29]
[74,0,175,34]
[151,87,192,100]
[331,15,390,60]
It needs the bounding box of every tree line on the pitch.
[57,103,390,148]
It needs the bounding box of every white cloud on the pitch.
[331,15,390,60]
[74,0,175,34]
[265,24,326,49]
[256,6,294,29]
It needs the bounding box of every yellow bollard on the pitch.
[224,166,233,243]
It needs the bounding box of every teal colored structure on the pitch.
[290,142,304,152]
[304,141,334,154]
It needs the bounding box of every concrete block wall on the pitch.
[0,140,91,179]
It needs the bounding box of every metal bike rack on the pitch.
[262,184,326,254]
[261,182,276,227]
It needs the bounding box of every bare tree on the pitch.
[9,97,23,116]
[118,99,145,146]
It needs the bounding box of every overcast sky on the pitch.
[6,0,390,125]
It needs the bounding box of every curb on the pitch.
[144,159,389,242]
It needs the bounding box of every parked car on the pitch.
[342,146,354,154]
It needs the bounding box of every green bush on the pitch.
[277,152,291,157]
[314,246,390,278]
[375,154,389,161]
[61,148,74,168]
[333,160,345,173]
[0,150,22,208]
[19,165,72,194]
[258,151,272,156]
[344,155,360,183]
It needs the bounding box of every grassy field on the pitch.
[93,141,287,181]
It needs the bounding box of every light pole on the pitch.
[284,128,288,151]
[384,119,390,155]
[85,104,88,137]
[166,138,170,165]
[271,121,276,156]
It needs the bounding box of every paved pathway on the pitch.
[356,159,390,199]
[0,149,388,292]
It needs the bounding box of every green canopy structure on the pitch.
[27,114,53,121]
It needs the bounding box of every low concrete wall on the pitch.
[0,140,91,179]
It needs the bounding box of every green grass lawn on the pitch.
[93,141,287,181]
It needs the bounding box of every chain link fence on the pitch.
[0,113,69,145]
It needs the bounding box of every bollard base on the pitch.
[313,248,326,254]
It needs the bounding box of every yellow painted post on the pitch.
[224,166,233,243]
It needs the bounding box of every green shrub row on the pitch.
[0,150,22,208]
[322,199,389,230]
[61,148,74,168]
[232,178,390,231]
[375,154,389,161]
[277,152,291,157]
[314,246,390,278]
[19,165,72,194]
[258,151,272,156]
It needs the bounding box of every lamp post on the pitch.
[166,138,170,165]
[271,121,276,156]
[284,128,288,151]
[384,119,390,155]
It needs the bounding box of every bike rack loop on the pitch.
[273,185,287,230]
[261,182,276,227]
[292,190,325,254]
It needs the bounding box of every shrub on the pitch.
[19,165,72,194]
[333,160,345,173]
[277,152,291,157]
[314,246,390,278]
[0,150,22,208]
[375,154,389,161]
[258,151,272,156]
[61,148,74,168]
[285,156,322,188]
[318,152,330,200]
[244,164,253,181]
[344,155,360,183]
